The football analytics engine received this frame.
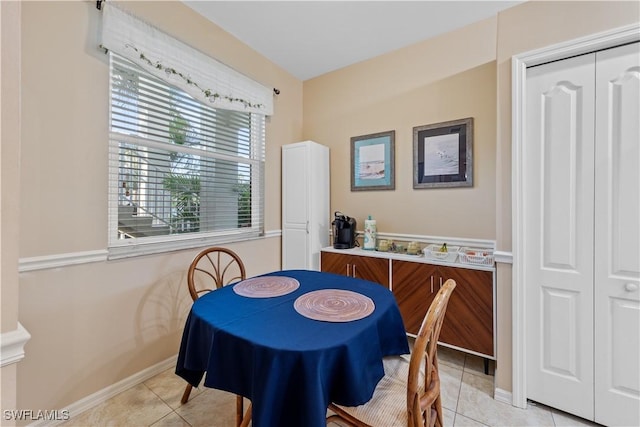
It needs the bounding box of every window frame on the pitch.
[107,53,266,260]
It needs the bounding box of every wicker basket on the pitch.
[458,247,494,266]
[423,244,459,262]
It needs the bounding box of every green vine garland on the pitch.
[124,44,264,110]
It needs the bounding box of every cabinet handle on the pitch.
[346,264,350,276]
[353,264,357,278]
[625,283,638,292]
[439,277,443,288]
[306,221,309,234]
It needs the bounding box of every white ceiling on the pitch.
[183,1,523,81]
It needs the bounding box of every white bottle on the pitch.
[364,215,377,250]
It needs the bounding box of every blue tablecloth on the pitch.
[176,269,409,427]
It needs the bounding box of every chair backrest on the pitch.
[407,279,456,427]
[187,247,246,301]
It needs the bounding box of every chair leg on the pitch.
[237,396,251,427]
[236,395,242,427]
[181,384,193,404]
[238,400,252,427]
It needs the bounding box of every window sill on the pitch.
[108,230,267,260]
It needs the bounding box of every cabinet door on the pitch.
[392,261,439,334]
[351,255,389,287]
[321,252,389,287]
[320,252,350,276]
[282,144,309,269]
[438,266,494,357]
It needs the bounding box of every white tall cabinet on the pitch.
[282,141,330,271]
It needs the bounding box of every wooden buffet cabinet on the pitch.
[320,247,495,360]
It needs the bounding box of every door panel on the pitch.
[438,266,494,357]
[594,42,640,427]
[351,256,389,287]
[392,261,439,335]
[283,229,309,271]
[320,252,389,287]
[541,287,580,377]
[282,145,308,226]
[525,53,595,420]
[541,82,582,270]
[320,252,350,276]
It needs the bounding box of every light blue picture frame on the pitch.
[350,130,395,191]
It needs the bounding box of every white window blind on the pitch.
[108,53,265,257]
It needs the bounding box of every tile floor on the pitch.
[59,346,601,427]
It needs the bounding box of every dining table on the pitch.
[175,269,410,427]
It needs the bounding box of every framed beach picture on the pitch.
[351,130,395,191]
[413,118,473,189]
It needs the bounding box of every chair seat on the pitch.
[328,279,455,427]
[332,355,424,426]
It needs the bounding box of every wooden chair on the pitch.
[327,279,456,427]
[180,247,251,427]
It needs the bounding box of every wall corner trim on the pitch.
[0,322,31,367]
[19,250,109,272]
[19,230,283,272]
[494,250,513,264]
[265,229,282,239]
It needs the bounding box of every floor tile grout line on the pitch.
[143,376,185,412]
[456,365,496,427]
[139,381,176,427]
[148,410,189,427]
[174,410,193,427]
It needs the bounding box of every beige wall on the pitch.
[303,0,639,394]
[0,0,21,335]
[15,1,300,412]
[1,0,21,419]
[304,17,498,239]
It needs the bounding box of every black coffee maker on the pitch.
[332,211,357,249]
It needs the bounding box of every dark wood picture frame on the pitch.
[413,118,473,189]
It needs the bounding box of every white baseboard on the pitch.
[28,355,177,427]
[494,387,513,405]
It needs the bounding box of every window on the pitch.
[108,53,265,257]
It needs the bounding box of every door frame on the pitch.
[511,23,639,409]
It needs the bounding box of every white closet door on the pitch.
[594,42,640,427]
[525,53,596,419]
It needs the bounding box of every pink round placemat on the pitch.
[233,276,300,298]
[294,289,375,322]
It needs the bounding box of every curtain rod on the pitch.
[95,0,280,96]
